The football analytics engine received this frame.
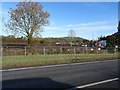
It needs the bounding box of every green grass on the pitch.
[1,54,118,69]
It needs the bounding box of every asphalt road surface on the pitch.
[1,60,119,89]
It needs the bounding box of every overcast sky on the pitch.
[1,2,118,40]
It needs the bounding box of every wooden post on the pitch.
[43,47,46,55]
[74,47,76,54]
[25,46,26,55]
[60,47,62,54]
[0,46,3,56]
[85,46,88,54]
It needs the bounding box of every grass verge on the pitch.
[1,54,118,69]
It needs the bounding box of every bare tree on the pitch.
[68,29,76,47]
[3,2,50,46]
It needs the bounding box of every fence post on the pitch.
[96,48,98,54]
[105,48,107,54]
[25,46,26,55]
[85,46,88,54]
[60,47,62,54]
[74,47,76,54]
[0,46,3,57]
[43,47,46,55]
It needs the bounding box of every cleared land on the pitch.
[2,54,118,69]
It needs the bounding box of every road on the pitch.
[1,60,119,89]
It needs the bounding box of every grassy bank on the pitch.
[1,54,118,69]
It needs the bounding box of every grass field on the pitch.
[1,54,118,69]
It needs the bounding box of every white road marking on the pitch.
[68,78,119,90]
[0,59,118,72]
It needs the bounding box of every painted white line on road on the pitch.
[0,59,118,72]
[68,78,119,90]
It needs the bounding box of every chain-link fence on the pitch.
[1,46,119,56]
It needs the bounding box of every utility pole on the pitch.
[92,34,94,47]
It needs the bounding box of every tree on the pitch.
[68,29,76,47]
[98,32,118,53]
[3,2,50,46]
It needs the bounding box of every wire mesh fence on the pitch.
[1,46,119,56]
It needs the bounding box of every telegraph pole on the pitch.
[118,2,120,53]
